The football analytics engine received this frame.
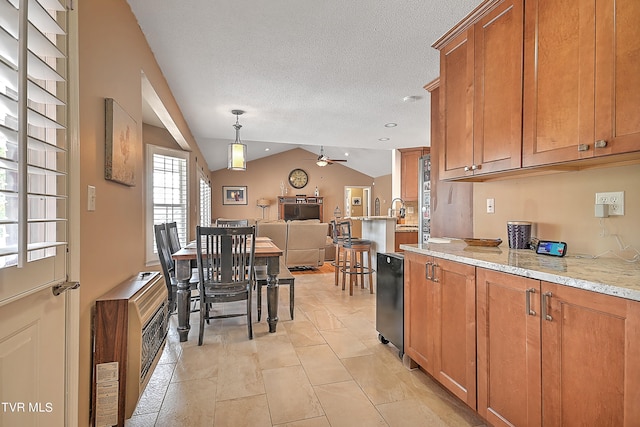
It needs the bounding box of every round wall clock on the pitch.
[288,168,309,189]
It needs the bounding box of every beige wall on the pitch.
[210,148,383,222]
[473,164,640,256]
[77,1,206,424]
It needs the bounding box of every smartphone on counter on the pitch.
[535,240,567,257]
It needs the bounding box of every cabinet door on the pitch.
[432,258,476,408]
[541,282,640,426]
[594,0,640,156]
[403,252,435,372]
[440,29,475,179]
[477,269,541,427]
[473,0,523,174]
[523,0,596,166]
[400,149,423,201]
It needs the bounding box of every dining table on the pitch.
[171,236,284,342]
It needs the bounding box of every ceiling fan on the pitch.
[315,146,347,167]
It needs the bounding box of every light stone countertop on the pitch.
[400,241,640,302]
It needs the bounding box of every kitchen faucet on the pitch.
[390,198,406,218]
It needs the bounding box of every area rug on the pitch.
[290,262,334,275]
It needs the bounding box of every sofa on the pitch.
[256,219,329,269]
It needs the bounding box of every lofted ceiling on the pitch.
[129,0,479,177]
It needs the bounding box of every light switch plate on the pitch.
[88,185,96,211]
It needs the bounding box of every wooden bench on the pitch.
[254,258,295,321]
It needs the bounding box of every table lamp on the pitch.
[257,198,271,219]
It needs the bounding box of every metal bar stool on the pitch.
[338,220,375,295]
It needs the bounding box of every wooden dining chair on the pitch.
[154,223,199,313]
[195,225,256,344]
[165,221,182,255]
[215,219,249,227]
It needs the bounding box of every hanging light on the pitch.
[228,109,247,171]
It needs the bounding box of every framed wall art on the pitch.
[352,197,362,206]
[222,186,247,205]
[105,98,137,186]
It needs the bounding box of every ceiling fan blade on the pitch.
[327,159,347,163]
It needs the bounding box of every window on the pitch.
[0,0,68,285]
[146,145,188,262]
[199,173,211,227]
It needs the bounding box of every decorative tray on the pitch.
[463,238,502,247]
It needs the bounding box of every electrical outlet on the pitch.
[486,198,495,214]
[594,191,624,215]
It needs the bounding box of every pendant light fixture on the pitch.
[228,109,247,170]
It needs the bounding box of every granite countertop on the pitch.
[395,226,418,232]
[400,240,640,302]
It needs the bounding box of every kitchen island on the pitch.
[347,216,397,270]
[400,240,640,426]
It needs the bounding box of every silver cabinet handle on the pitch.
[464,166,470,172]
[525,288,536,316]
[594,140,608,148]
[542,291,553,321]
[578,144,590,152]
[471,164,479,171]
[431,263,438,283]
[425,262,432,280]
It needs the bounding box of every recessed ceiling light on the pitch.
[344,152,349,157]
[265,148,270,151]
[384,123,397,128]
[378,137,390,141]
[403,95,421,103]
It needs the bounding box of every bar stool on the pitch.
[338,220,375,295]
[330,220,346,287]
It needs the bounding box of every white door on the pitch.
[0,288,66,426]
[0,0,77,425]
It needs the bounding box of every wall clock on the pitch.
[288,168,309,189]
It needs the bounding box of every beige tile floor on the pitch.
[126,267,487,427]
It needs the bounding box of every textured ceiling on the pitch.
[128,0,480,177]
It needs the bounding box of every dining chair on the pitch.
[165,221,182,255]
[154,223,198,313]
[195,225,256,344]
[215,219,249,227]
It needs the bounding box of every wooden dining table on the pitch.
[171,237,283,342]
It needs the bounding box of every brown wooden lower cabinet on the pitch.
[476,268,541,426]
[477,268,640,426]
[404,252,434,371]
[404,252,476,409]
[394,231,418,252]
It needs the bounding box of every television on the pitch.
[284,204,321,221]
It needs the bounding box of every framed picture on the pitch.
[352,197,362,206]
[105,98,137,186]
[222,186,247,205]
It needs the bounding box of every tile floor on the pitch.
[126,266,487,427]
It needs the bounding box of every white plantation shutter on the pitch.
[0,0,68,293]
[199,172,211,226]
[147,144,188,261]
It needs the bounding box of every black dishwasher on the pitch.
[376,252,404,358]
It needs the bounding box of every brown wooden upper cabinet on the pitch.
[433,0,640,180]
[399,147,428,201]
[434,0,524,180]
[523,0,640,166]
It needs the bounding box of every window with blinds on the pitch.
[147,145,188,261]
[199,173,211,227]
[0,0,68,271]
